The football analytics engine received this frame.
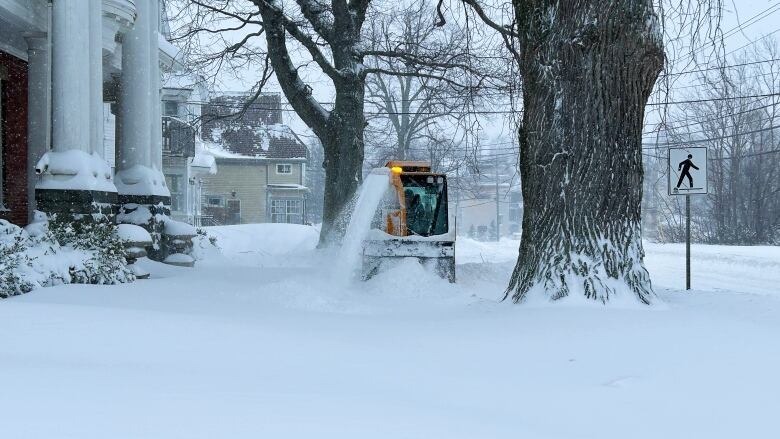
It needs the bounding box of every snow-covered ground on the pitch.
[2,224,779,438]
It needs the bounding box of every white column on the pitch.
[150,0,163,172]
[24,34,50,220]
[90,0,104,158]
[118,0,151,171]
[51,0,90,153]
[116,0,168,197]
[35,0,116,200]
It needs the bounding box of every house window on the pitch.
[207,196,224,207]
[165,174,184,212]
[163,100,179,117]
[271,199,303,224]
[509,206,521,222]
[226,199,241,225]
[276,163,292,174]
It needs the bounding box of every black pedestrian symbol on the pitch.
[676,154,699,189]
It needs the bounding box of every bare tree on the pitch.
[168,0,479,245]
[656,41,780,244]
[362,0,497,173]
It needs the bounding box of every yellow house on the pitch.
[200,128,309,225]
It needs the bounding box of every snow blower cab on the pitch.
[362,161,456,282]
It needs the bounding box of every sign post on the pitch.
[686,194,690,290]
[668,147,708,291]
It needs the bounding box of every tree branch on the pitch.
[252,0,341,80]
[261,14,330,133]
[296,0,336,41]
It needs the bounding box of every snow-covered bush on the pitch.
[47,220,134,285]
[0,219,134,298]
[191,227,221,261]
[0,222,35,297]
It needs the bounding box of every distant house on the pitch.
[0,0,178,227]
[161,74,217,225]
[448,158,522,239]
[199,93,309,225]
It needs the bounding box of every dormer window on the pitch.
[163,100,179,117]
[276,164,292,174]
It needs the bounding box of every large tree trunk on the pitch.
[260,6,368,247]
[319,79,367,246]
[506,0,664,304]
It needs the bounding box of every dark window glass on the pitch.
[163,101,179,117]
[401,174,448,236]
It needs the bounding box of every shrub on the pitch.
[47,220,135,285]
[0,219,134,298]
[191,227,221,261]
[0,222,35,298]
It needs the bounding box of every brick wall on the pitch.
[0,51,29,226]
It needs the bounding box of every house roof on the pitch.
[201,95,309,160]
[267,135,308,159]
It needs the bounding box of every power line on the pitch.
[670,3,780,66]
[661,57,780,78]
[724,28,780,58]
[711,148,780,160]
[644,103,779,136]
[643,103,780,139]
[190,91,780,118]
[647,124,780,147]
[647,92,780,107]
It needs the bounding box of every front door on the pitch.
[226,199,241,225]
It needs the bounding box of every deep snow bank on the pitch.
[204,223,319,258]
[2,226,780,439]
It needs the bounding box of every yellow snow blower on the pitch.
[362,161,456,282]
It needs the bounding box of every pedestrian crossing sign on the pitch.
[668,147,708,196]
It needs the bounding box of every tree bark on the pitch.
[258,1,368,246]
[319,78,367,246]
[317,2,368,246]
[506,0,664,303]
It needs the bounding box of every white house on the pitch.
[0,0,189,261]
[161,73,217,225]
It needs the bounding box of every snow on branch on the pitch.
[252,0,341,80]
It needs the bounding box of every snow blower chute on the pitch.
[362,161,456,282]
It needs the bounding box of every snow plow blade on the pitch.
[362,238,456,283]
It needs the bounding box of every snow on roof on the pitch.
[201,141,263,160]
[204,123,307,160]
[159,34,184,71]
[162,74,196,91]
[189,151,217,174]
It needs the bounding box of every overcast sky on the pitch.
[185,1,780,150]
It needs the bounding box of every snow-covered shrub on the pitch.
[191,228,221,261]
[0,221,35,298]
[47,220,134,285]
[0,219,134,298]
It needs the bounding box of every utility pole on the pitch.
[495,153,500,242]
[455,166,460,235]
